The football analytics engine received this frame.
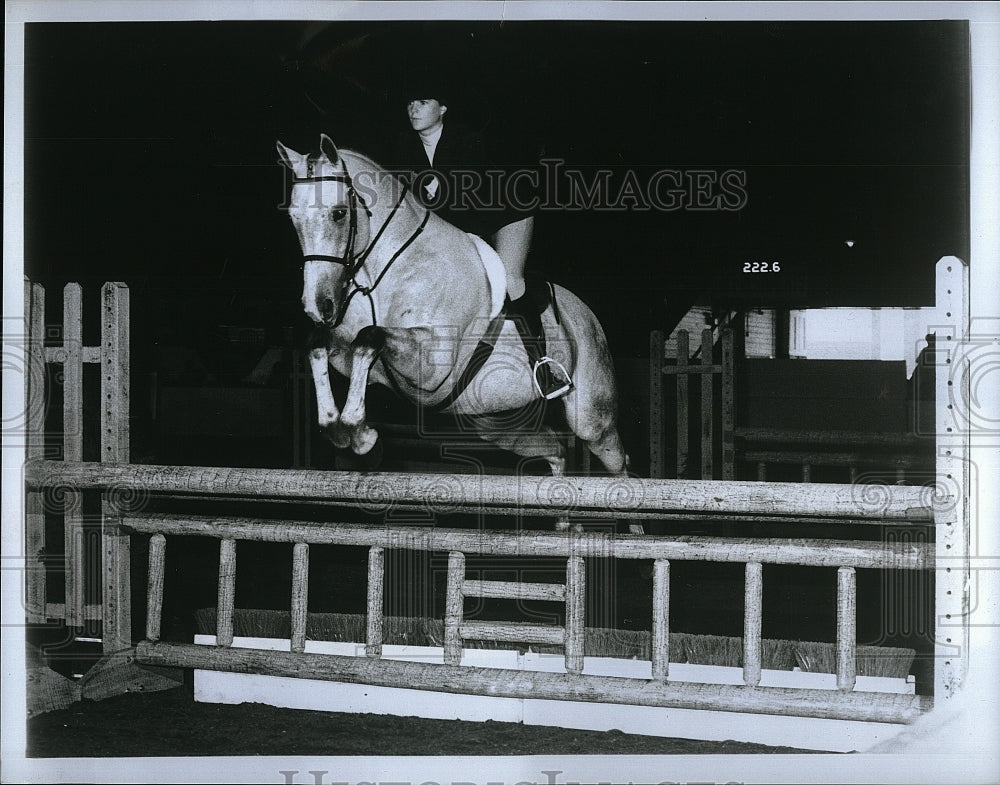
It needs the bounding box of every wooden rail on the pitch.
[24,461,936,523]
[117,515,931,570]
[135,641,932,724]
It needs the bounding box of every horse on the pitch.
[277,134,634,529]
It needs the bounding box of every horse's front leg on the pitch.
[339,326,387,455]
[340,324,455,455]
[309,346,351,449]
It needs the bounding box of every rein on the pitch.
[293,164,429,328]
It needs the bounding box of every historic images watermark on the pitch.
[279,161,749,214]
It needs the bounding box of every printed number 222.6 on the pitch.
[743,262,781,273]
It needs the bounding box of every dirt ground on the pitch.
[26,682,820,758]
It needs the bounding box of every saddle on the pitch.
[426,277,573,414]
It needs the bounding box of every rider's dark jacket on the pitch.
[389,122,537,239]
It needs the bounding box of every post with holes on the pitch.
[24,280,47,624]
[366,546,384,657]
[101,282,131,654]
[934,256,970,704]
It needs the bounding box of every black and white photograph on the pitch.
[3,2,999,784]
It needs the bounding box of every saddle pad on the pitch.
[467,232,507,318]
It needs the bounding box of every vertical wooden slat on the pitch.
[756,462,767,482]
[291,542,309,653]
[801,463,812,483]
[675,330,689,479]
[849,466,858,483]
[651,559,670,681]
[145,534,166,642]
[25,281,47,623]
[743,562,763,687]
[63,284,84,628]
[836,566,857,691]
[720,327,735,480]
[366,545,384,658]
[101,282,131,654]
[700,328,714,479]
[564,556,585,675]
[216,539,237,647]
[444,552,465,665]
[649,330,665,479]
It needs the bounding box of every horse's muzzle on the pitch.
[301,294,337,326]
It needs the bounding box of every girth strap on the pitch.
[425,311,507,414]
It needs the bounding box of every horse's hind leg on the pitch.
[556,334,643,533]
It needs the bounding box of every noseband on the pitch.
[294,159,430,327]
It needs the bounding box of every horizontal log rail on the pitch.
[463,579,567,601]
[735,427,928,449]
[135,641,932,724]
[459,620,566,646]
[744,450,925,469]
[25,461,937,523]
[121,514,931,570]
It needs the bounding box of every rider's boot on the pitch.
[506,291,574,400]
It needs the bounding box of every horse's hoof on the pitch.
[353,434,384,469]
[352,426,380,455]
[323,428,351,450]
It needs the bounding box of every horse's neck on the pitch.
[359,185,426,281]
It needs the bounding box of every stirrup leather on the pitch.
[532,356,574,400]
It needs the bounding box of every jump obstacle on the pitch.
[21,257,971,751]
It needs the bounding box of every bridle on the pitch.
[293,158,430,327]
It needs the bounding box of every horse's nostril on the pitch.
[321,298,335,318]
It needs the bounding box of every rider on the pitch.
[389,79,573,399]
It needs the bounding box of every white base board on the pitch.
[193,635,915,752]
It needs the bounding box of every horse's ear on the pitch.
[319,134,340,165]
[276,140,303,171]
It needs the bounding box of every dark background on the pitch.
[24,19,970,353]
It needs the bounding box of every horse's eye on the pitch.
[332,208,348,223]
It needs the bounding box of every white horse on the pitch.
[278,135,633,528]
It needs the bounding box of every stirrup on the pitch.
[532,356,574,400]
